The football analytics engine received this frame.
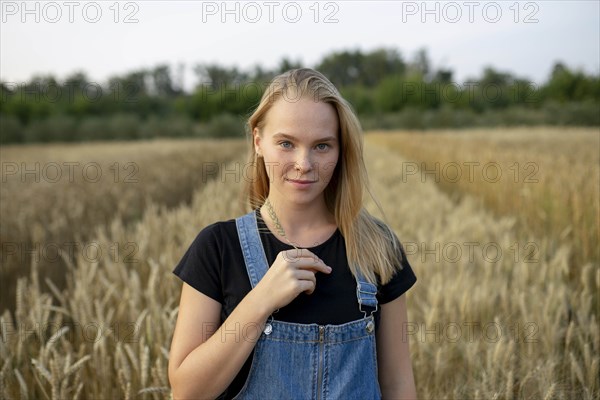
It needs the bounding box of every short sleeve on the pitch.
[172,222,224,304]
[377,235,417,305]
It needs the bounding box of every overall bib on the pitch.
[233,210,382,400]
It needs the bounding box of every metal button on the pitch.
[264,323,273,335]
[366,320,375,333]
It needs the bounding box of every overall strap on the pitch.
[355,271,379,316]
[235,210,270,288]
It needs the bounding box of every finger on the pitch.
[282,251,328,268]
[294,269,318,281]
[291,270,317,295]
[300,279,315,295]
[294,260,332,274]
[299,274,317,295]
[282,249,324,264]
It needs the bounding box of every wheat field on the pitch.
[1,128,598,399]
[0,138,246,313]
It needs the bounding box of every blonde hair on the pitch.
[241,68,404,285]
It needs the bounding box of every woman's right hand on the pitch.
[252,248,332,314]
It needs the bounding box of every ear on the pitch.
[253,128,262,156]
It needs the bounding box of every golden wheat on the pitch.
[366,127,600,270]
[1,130,598,399]
[0,138,246,317]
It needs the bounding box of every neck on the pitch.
[261,195,335,237]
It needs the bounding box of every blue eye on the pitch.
[316,143,329,151]
[279,141,293,149]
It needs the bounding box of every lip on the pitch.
[286,178,317,188]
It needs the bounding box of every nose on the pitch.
[294,151,313,174]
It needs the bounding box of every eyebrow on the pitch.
[272,132,337,143]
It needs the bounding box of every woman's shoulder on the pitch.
[173,216,245,304]
[173,216,241,275]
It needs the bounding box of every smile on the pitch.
[285,178,317,187]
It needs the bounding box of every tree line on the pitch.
[1,48,598,143]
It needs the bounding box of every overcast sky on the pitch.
[1,0,598,90]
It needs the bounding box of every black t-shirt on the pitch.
[173,209,417,400]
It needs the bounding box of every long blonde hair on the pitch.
[241,68,404,285]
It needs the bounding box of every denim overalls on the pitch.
[233,210,382,400]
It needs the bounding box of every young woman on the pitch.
[168,68,418,399]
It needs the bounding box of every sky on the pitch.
[1,0,599,90]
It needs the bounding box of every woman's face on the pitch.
[254,96,340,207]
